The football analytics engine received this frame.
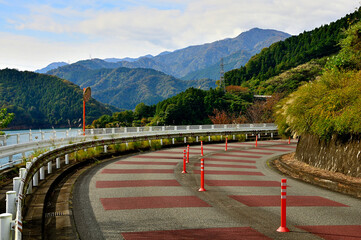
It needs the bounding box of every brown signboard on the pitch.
[83,87,91,102]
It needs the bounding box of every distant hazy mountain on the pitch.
[48,66,215,109]
[47,28,290,79]
[35,62,68,73]
[104,54,153,63]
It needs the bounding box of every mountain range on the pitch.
[43,28,290,109]
[48,66,215,109]
[42,28,290,80]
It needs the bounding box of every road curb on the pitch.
[271,154,361,199]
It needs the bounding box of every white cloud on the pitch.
[2,0,360,70]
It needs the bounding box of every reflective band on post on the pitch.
[281,189,286,192]
[281,196,286,199]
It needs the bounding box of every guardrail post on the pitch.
[9,156,13,168]
[19,168,26,179]
[104,145,108,153]
[112,128,115,134]
[13,177,21,197]
[41,131,45,140]
[208,136,211,141]
[184,137,187,143]
[149,127,152,132]
[65,154,69,165]
[66,130,69,137]
[103,128,106,134]
[246,134,248,139]
[17,134,20,144]
[53,130,56,139]
[224,124,227,129]
[162,126,165,131]
[199,125,202,130]
[124,127,128,133]
[172,138,175,144]
[6,191,16,219]
[271,132,274,138]
[237,124,240,129]
[3,135,6,146]
[233,135,235,140]
[187,126,190,130]
[0,213,12,240]
[48,161,52,174]
[33,171,39,187]
[137,127,140,132]
[211,125,214,129]
[29,130,32,142]
[40,166,45,180]
[196,136,199,142]
[174,126,177,131]
[126,142,129,149]
[25,162,32,194]
[148,140,151,146]
[160,139,163,146]
[56,157,61,169]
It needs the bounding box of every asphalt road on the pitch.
[72,140,361,240]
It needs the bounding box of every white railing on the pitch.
[0,124,276,170]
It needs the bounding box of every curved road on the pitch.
[73,140,361,240]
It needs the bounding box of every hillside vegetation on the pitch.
[225,8,361,90]
[0,69,112,129]
[275,20,361,139]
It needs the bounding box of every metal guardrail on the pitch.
[1,123,278,239]
[0,124,276,169]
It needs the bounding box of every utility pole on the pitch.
[220,58,225,92]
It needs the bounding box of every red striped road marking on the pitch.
[194,163,257,169]
[229,150,274,155]
[122,227,272,240]
[257,147,292,152]
[229,195,348,207]
[101,169,174,174]
[206,180,280,187]
[296,225,361,240]
[100,196,211,210]
[130,155,181,159]
[96,180,180,188]
[115,161,177,165]
[212,153,262,159]
[205,158,256,164]
[152,150,198,155]
[193,170,264,176]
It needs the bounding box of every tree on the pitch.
[0,108,14,134]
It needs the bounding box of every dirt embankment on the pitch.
[295,134,361,178]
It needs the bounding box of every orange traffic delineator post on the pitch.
[277,179,290,233]
[201,141,204,156]
[255,135,258,148]
[182,149,187,174]
[187,145,190,163]
[288,136,291,145]
[198,158,206,192]
[225,137,228,151]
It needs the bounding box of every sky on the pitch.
[0,0,359,71]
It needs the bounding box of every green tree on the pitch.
[0,108,14,134]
